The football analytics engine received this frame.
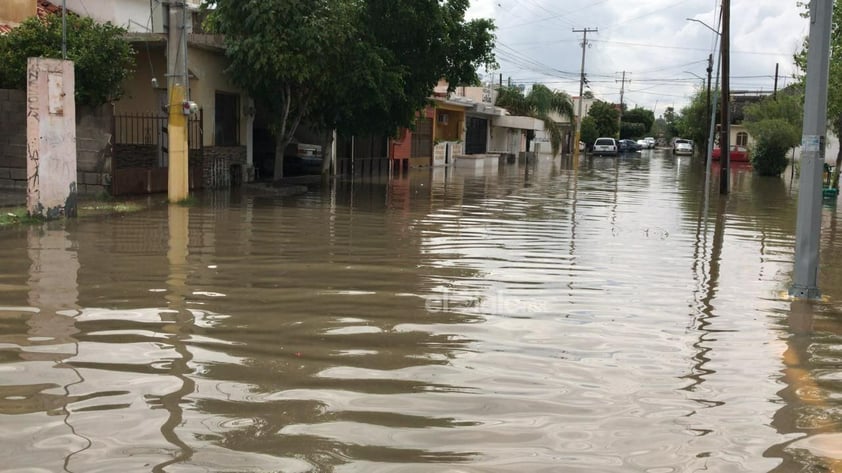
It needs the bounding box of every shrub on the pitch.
[747,119,800,177]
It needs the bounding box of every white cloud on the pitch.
[476,0,809,115]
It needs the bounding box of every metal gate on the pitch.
[465,116,488,154]
[411,118,433,158]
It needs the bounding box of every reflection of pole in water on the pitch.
[765,301,841,471]
[681,197,725,398]
[154,205,195,471]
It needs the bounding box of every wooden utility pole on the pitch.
[705,54,712,155]
[719,0,730,194]
[616,71,630,139]
[573,27,597,161]
[773,62,780,100]
[167,1,189,202]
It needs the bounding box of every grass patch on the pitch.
[1,198,150,229]
[0,208,45,227]
[78,201,145,216]
[175,195,199,206]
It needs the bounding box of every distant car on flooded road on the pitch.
[593,137,618,156]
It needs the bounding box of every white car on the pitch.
[593,137,618,156]
[672,138,693,155]
[643,137,656,149]
[636,139,648,149]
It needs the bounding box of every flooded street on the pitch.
[1,150,841,472]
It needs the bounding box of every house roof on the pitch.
[0,0,66,34]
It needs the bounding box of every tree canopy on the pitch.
[588,100,619,138]
[206,0,496,180]
[495,83,573,156]
[621,106,655,138]
[0,14,135,107]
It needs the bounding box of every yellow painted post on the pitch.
[168,83,189,202]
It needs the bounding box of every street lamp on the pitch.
[686,16,725,197]
[686,18,719,36]
[683,70,705,86]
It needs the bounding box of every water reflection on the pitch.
[0,151,841,471]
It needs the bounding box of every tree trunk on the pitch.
[273,137,290,181]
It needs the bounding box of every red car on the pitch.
[711,145,749,162]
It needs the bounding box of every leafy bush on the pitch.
[747,119,800,176]
[0,14,134,106]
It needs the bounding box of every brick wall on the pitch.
[0,89,112,195]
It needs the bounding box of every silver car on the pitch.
[672,138,693,155]
[593,137,618,156]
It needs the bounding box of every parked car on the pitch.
[711,145,749,162]
[579,140,586,152]
[283,141,324,175]
[672,138,693,155]
[618,139,640,153]
[593,137,618,156]
[636,139,649,150]
[643,137,656,149]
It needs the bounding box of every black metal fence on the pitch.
[113,111,203,151]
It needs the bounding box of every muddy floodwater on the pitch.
[1,151,841,472]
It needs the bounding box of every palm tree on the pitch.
[494,84,574,156]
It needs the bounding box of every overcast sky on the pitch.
[466,0,809,118]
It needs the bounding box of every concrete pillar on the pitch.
[26,58,77,219]
[245,98,255,181]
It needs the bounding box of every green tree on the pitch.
[580,116,598,147]
[742,90,803,176]
[495,83,573,156]
[743,87,804,131]
[622,106,655,135]
[747,119,800,176]
[620,122,645,139]
[206,0,496,180]
[588,100,619,138]
[677,89,710,147]
[0,14,134,107]
[662,106,680,140]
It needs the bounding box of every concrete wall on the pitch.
[188,47,247,148]
[0,88,113,195]
[115,46,168,116]
[65,0,200,33]
[118,46,248,149]
[27,58,77,218]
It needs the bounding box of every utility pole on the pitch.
[61,0,67,59]
[773,62,780,100]
[616,71,630,139]
[167,1,189,202]
[719,0,730,194]
[790,0,834,299]
[573,27,597,161]
[704,54,712,156]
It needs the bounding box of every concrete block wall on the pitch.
[0,89,27,171]
[203,146,246,188]
[0,89,112,195]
